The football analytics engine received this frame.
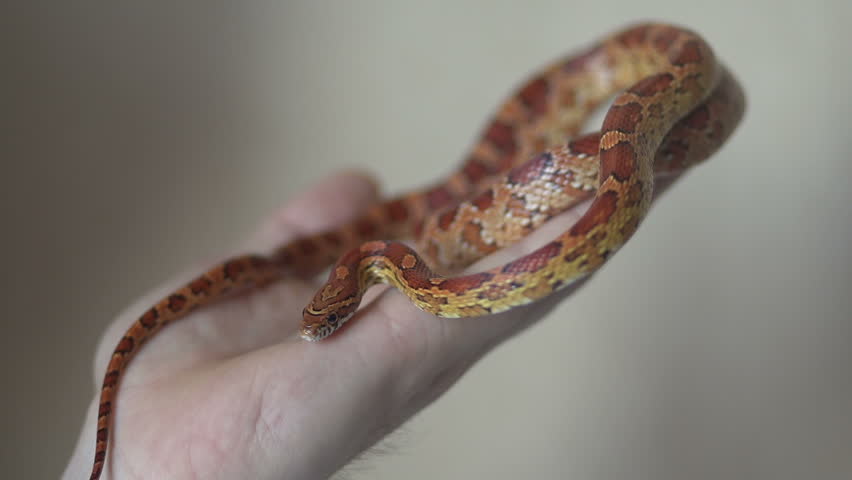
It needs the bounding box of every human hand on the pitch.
[63,170,677,480]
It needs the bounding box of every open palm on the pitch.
[63,171,676,480]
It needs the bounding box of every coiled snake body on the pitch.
[89,23,744,479]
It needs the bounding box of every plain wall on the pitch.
[3,1,851,478]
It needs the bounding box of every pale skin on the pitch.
[64,170,679,480]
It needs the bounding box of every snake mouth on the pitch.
[299,311,356,342]
[300,331,323,342]
[300,326,329,342]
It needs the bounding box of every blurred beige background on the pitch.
[3,1,851,479]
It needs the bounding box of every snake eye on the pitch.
[326,313,339,324]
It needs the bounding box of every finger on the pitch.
[243,169,380,252]
[218,169,383,340]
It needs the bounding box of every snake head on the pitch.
[301,306,357,341]
[300,267,362,341]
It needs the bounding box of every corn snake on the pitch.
[89,22,744,479]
